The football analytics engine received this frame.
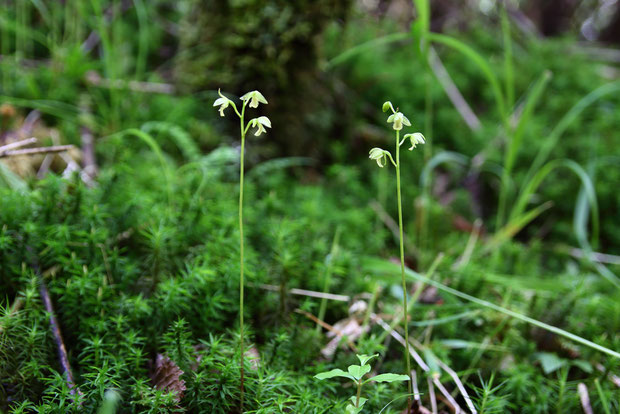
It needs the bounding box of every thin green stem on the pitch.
[395,130,413,409]
[356,381,362,408]
[496,1,515,236]
[316,227,341,333]
[238,101,247,412]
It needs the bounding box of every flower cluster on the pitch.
[368,100,426,167]
[213,89,271,136]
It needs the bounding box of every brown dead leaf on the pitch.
[150,353,186,402]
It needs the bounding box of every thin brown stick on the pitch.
[578,383,593,414]
[39,279,79,393]
[0,145,74,158]
[26,246,80,399]
[294,309,358,352]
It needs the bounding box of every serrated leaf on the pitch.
[315,368,354,381]
[367,373,410,383]
[348,364,371,380]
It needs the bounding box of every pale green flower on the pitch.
[241,90,268,108]
[368,147,394,168]
[386,112,411,131]
[213,89,231,117]
[250,116,271,136]
[404,132,425,150]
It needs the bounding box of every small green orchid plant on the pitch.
[213,89,271,410]
[315,354,410,413]
[368,101,425,410]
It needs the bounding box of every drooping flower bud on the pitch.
[213,89,232,117]
[404,132,426,150]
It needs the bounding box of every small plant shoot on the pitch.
[315,354,410,413]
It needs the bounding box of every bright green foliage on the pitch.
[315,354,409,413]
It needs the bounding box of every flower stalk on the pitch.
[214,89,270,412]
[369,101,426,411]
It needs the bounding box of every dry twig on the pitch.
[294,309,358,353]
[0,145,74,158]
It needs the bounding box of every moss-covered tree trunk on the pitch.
[176,0,352,158]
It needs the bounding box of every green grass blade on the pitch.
[141,121,201,162]
[428,32,506,121]
[0,161,28,192]
[364,257,620,359]
[419,151,468,191]
[109,128,173,211]
[511,159,600,247]
[505,70,552,176]
[325,32,409,70]
[486,201,553,252]
[501,3,514,110]
[524,80,620,185]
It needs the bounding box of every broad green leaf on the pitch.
[314,369,354,381]
[367,373,410,383]
[348,364,371,380]
[356,354,378,366]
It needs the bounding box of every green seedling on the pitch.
[315,354,410,413]
[368,101,426,409]
[214,89,271,410]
